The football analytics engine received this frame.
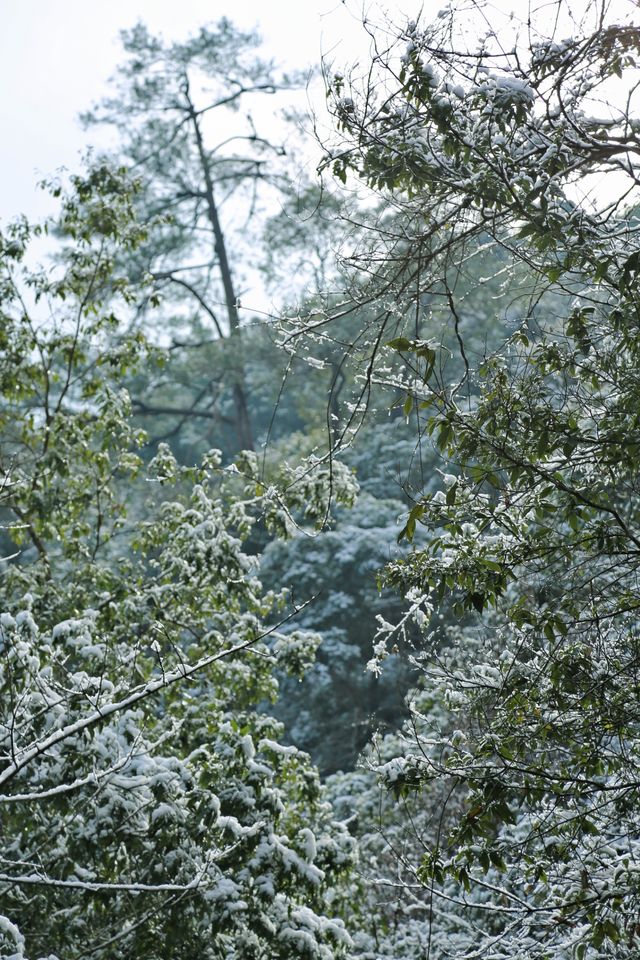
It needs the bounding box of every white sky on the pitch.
[0,0,414,224]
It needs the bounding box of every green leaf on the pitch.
[387,336,413,351]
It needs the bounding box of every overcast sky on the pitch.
[0,0,411,224]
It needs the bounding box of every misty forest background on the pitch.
[2,2,640,958]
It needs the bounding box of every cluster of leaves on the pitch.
[0,169,355,959]
[318,1,640,957]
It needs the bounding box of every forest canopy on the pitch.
[1,1,640,958]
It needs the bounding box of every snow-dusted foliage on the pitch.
[310,0,640,957]
[0,169,354,959]
[261,490,417,772]
[0,550,352,959]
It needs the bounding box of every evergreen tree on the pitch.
[83,20,297,453]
